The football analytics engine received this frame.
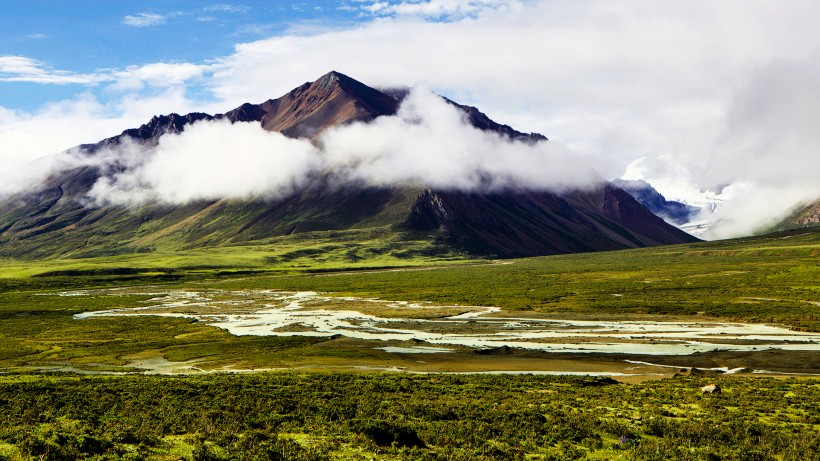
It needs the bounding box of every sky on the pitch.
[1,0,820,239]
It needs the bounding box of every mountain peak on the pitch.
[85,71,547,151]
[259,70,400,137]
[314,70,349,86]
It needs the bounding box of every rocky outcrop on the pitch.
[769,198,820,232]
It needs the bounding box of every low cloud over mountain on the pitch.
[82,83,593,206]
[0,72,696,259]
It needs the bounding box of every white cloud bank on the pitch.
[84,86,595,205]
[3,0,820,238]
[0,56,111,85]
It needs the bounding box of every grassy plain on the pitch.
[223,230,820,330]
[0,229,818,459]
[0,372,819,460]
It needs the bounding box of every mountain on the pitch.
[0,71,697,260]
[408,185,697,257]
[612,179,700,226]
[85,71,545,152]
[770,198,820,232]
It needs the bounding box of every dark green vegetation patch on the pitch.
[0,373,818,460]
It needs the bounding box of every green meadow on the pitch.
[0,372,818,461]
[0,228,818,459]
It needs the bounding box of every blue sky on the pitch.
[0,1,367,110]
[1,1,820,238]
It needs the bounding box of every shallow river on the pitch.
[73,289,820,356]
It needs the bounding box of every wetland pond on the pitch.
[71,288,820,375]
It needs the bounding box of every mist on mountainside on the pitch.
[4,85,599,206]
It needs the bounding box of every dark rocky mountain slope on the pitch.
[0,71,697,259]
[612,178,700,226]
[770,198,820,232]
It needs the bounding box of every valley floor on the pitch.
[0,229,818,459]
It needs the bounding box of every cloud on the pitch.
[122,12,167,27]
[5,1,820,239]
[85,86,594,206]
[122,5,247,28]
[710,57,820,189]
[361,0,513,20]
[25,33,48,39]
[623,55,820,238]
[88,122,320,204]
[204,4,250,14]
[0,59,213,184]
[0,55,110,85]
[0,93,123,196]
[108,62,207,92]
[319,85,594,191]
[698,57,820,237]
[0,87,208,197]
[698,183,820,240]
[0,56,206,91]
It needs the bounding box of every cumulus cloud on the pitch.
[0,87,210,198]
[0,149,79,197]
[319,85,593,191]
[87,123,320,204]
[83,86,594,206]
[0,59,210,181]
[0,55,206,93]
[0,94,118,177]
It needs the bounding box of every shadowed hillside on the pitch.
[0,71,697,259]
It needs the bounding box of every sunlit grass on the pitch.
[0,230,818,458]
[0,372,818,460]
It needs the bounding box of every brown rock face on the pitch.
[259,71,400,138]
[769,197,820,233]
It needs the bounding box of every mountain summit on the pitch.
[0,72,696,259]
[255,70,399,137]
[86,71,545,153]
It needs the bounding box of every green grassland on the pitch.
[220,230,820,330]
[0,229,818,459]
[5,228,817,326]
[0,226,472,279]
[0,229,816,373]
[0,372,818,460]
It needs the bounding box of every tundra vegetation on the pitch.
[0,229,818,459]
[0,373,819,460]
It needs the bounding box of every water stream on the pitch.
[73,289,820,356]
